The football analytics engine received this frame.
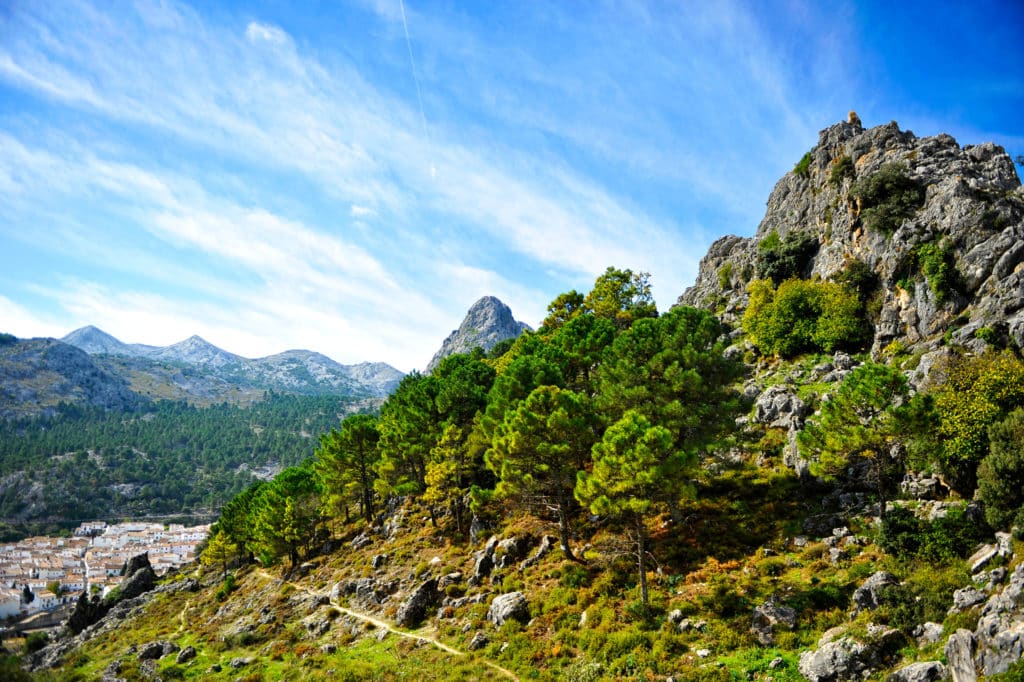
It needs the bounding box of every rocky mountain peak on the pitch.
[427,296,531,372]
[677,117,1024,369]
[61,326,130,355]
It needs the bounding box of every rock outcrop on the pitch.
[427,296,530,372]
[677,118,1024,373]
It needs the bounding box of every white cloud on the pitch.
[0,296,68,340]
[245,21,289,46]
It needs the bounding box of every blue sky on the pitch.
[1,0,1021,372]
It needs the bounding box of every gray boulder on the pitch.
[944,629,977,682]
[852,571,899,613]
[949,586,987,614]
[886,661,946,682]
[395,578,438,628]
[753,385,809,430]
[175,645,196,664]
[520,535,554,570]
[468,631,489,651]
[973,563,1024,676]
[751,598,797,645]
[798,636,871,682]
[488,592,530,626]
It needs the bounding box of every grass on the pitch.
[38,458,1024,682]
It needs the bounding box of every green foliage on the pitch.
[934,350,1024,493]
[793,151,813,178]
[488,385,597,559]
[834,259,878,302]
[743,278,868,357]
[0,332,17,346]
[878,506,991,562]
[799,362,909,517]
[583,266,658,330]
[916,240,961,303]
[201,530,236,576]
[215,573,238,601]
[24,631,48,654]
[315,413,380,522]
[850,163,926,236]
[829,155,855,187]
[596,306,743,461]
[577,410,675,603]
[977,408,1024,529]
[375,372,439,496]
[248,463,322,566]
[0,393,356,534]
[717,262,734,291]
[756,230,819,285]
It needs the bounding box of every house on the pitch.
[0,588,21,619]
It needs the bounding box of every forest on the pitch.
[207,264,1024,610]
[0,393,369,540]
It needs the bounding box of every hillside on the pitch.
[12,119,1024,681]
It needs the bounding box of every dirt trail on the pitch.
[255,568,519,681]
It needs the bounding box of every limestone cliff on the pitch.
[677,119,1023,361]
[427,296,531,372]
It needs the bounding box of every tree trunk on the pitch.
[635,514,648,605]
[557,501,581,561]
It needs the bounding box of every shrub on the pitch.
[829,155,856,187]
[0,333,17,346]
[850,163,926,235]
[717,262,734,291]
[977,409,1024,529]
[794,151,813,178]
[215,573,238,601]
[834,259,878,302]
[917,240,961,304]
[757,230,819,285]
[879,505,990,562]
[23,632,48,654]
[934,350,1024,493]
[743,278,868,357]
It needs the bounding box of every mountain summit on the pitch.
[427,296,531,371]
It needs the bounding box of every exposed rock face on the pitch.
[799,635,872,682]
[677,119,1024,371]
[973,562,1024,676]
[427,296,531,372]
[945,629,977,682]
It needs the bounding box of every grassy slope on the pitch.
[41,452,1019,681]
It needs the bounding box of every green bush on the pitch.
[977,409,1024,529]
[879,505,990,562]
[834,259,878,302]
[24,632,48,654]
[850,163,926,235]
[917,240,961,304]
[794,151,813,178]
[757,230,819,285]
[0,333,17,346]
[215,573,238,601]
[829,155,856,187]
[743,278,868,357]
[717,262,734,291]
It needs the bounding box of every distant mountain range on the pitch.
[0,326,404,418]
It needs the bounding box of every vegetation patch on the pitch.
[850,163,926,235]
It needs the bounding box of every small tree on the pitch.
[46,581,61,597]
[22,585,33,604]
[798,362,909,520]
[977,409,1024,530]
[487,385,597,561]
[576,411,675,604]
[200,530,235,577]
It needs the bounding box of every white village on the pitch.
[0,522,209,623]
